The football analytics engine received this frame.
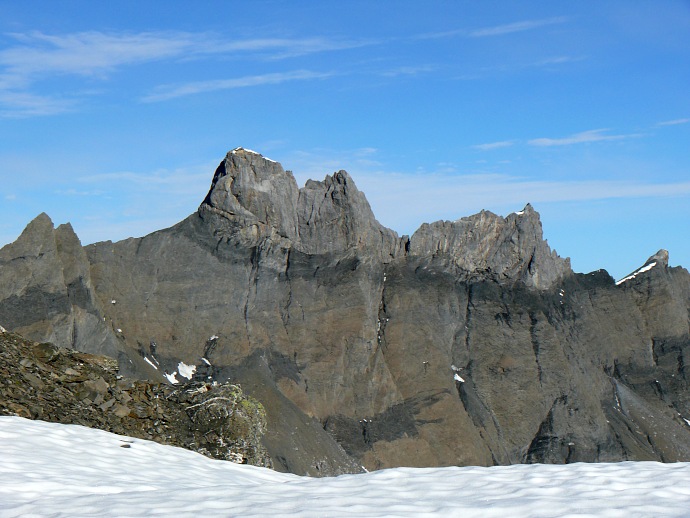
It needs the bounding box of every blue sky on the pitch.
[0,1,688,280]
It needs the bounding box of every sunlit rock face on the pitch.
[2,148,689,476]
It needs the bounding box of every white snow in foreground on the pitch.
[143,356,157,370]
[177,361,196,380]
[2,418,690,517]
[616,261,657,285]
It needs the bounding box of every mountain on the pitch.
[1,147,689,475]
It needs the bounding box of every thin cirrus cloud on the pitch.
[656,118,689,127]
[141,70,335,102]
[0,90,75,117]
[0,31,366,80]
[0,31,196,82]
[472,128,637,151]
[527,129,640,147]
[472,140,515,151]
[0,30,368,115]
[415,16,567,40]
[469,17,567,37]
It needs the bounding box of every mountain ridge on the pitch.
[1,147,689,476]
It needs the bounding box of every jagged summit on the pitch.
[409,201,570,289]
[199,148,403,259]
[616,249,669,286]
[198,148,569,287]
[646,249,670,268]
[201,147,301,243]
[512,203,534,216]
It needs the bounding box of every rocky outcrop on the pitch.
[1,147,689,475]
[0,214,127,366]
[0,329,271,467]
[409,204,570,289]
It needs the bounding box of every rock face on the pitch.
[409,204,570,289]
[0,214,125,366]
[201,148,404,258]
[1,147,689,475]
[0,329,271,467]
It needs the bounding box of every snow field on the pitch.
[2,417,690,517]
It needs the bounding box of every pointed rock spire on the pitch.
[616,249,669,286]
[200,148,301,242]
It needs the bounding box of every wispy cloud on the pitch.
[532,56,584,67]
[528,129,640,147]
[469,17,567,37]
[55,188,105,196]
[379,65,437,77]
[0,30,368,116]
[1,31,193,82]
[0,90,74,117]
[656,118,689,127]
[77,165,213,191]
[0,31,366,80]
[142,70,334,102]
[472,140,514,151]
[212,37,376,59]
[415,16,567,41]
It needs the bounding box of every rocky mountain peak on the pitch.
[408,202,570,289]
[616,249,670,286]
[296,169,403,258]
[647,249,669,268]
[200,147,301,243]
[199,148,403,259]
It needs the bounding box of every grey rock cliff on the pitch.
[0,213,124,365]
[409,204,570,289]
[1,148,689,475]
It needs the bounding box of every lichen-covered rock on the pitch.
[175,382,271,466]
[0,329,271,468]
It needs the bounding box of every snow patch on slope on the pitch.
[177,362,196,380]
[616,262,657,285]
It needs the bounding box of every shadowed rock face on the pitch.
[1,147,689,475]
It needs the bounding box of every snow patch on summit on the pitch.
[231,147,277,163]
[616,262,657,285]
